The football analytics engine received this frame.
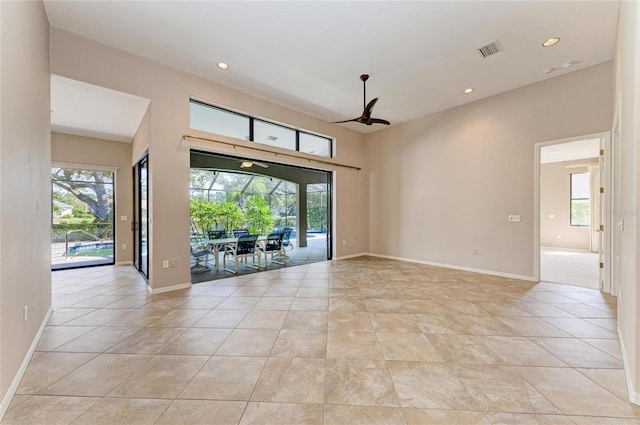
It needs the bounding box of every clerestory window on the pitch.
[189,99,333,158]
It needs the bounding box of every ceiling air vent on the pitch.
[477,41,503,58]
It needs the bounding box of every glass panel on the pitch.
[571,199,590,226]
[139,159,148,276]
[51,167,115,270]
[272,181,297,229]
[254,120,296,150]
[299,133,331,157]
[571,173,590,199]
[190,101,250,140]
[307,183,329,232]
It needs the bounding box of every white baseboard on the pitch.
[333,253,368,261]
[147,281,191,294]
[0,306,53,421]
[365,253,537,282]
[116,261,133,266]
[618,327,640,406]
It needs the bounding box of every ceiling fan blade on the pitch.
[369,118,391,125]
[363,97,379,117]
[331,118,360,124]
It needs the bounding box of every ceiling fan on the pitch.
[196,158,269,172]
[238,160,268,169]
[333,74,390,126]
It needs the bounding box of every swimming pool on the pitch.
[67,241,114,257]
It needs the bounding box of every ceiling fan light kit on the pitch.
[239,160,269,169]
[333,74,390,126]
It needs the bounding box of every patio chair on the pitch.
[233,228,250,237]
[224,234,260,273]
[282,227,294,251]
[260,231,286,268]
[190,233,212,273]
[207,230,227,240]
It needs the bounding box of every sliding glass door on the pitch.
[51,164,115,270]
[133,155,149,278]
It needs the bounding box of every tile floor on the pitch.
[3,257,640,424]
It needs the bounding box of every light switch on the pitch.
[121,215,128,221]
[508,215,521,223]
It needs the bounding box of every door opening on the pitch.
[189,150,332,282]
[51,164,116,270]
[535,133,611,291]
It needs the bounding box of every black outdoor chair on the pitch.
[224,234,260,273]
[207,230,227,240]
[260,231,286,268]
[190,233,212,273]
[232,228,250,237]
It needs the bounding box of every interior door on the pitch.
[611,109,622,298]
[598,136,611,293]
[598,140,606,291]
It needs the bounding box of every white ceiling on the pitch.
[540,139,601,164]
[51,75,150,142]
[44,1,620,135]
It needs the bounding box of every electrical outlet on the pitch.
[170,258,177,267]
[23,305,28,322]
[122,244,127,250]
[342,240,346,246]
[472,248,478,255]
[162,260,169,269]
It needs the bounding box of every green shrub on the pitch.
[244,195,273,235]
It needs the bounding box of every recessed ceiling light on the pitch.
[463,88,475,94]
[240,161,253,168]
[542,37,560,47]
[216,62,230,70]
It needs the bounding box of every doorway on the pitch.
[535,133,611,291]
[51,164,115,270]
[189,150,332,282]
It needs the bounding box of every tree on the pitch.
[190,199,217,234]
[245,195,273,235]
[216,201,245,234]
[52,168,113,222]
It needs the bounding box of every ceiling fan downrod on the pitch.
[361,74,369,110]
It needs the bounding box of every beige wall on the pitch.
[0,0,51,416]
[50,28,368,292]
[366,62,613,279]
[51,132,134,265]
[613,0,640,405]
[540,160,597,250]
